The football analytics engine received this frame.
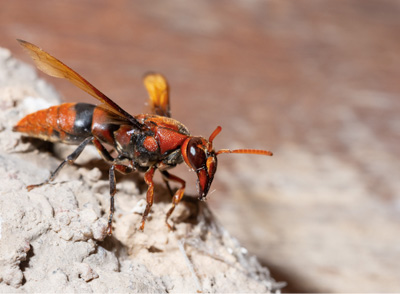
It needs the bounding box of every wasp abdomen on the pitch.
[13,103,96,144]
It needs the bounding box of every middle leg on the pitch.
[140,165,157,231]
[92,138,135,235]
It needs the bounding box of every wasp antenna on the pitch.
[209,126,222,143]
[216,148,273,156]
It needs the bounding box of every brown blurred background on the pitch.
[1,0,400,292]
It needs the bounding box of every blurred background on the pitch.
[1,0,399,292]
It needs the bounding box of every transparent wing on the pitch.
[17,39,143,128]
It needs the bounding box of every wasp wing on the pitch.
[17,39,143,129]
[143,73,171,117]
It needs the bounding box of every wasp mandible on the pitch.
[13,40,273,235]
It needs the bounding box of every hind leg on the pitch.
[27,136,93,191]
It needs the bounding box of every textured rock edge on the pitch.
[0,46,284,293]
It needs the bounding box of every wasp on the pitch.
[13,40,273,235]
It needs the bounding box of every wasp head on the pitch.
[181,133,218,200]
[181,126,273,201]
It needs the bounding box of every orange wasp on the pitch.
[13,40,273,235]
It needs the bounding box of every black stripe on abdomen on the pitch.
[73,103,96,137]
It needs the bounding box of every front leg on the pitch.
[161,170,186,230]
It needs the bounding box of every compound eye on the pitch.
[187,138,206,170]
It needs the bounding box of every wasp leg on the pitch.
[106,164,135,235]
[91,138,135,235]
[27,136,93,191]
[107,165,116,235]
[140,166,157,231]
[163,176,174,197]
[92,138,115,163]
[161,171,186,231]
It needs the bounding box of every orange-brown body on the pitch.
[14,103,84,143]
[14,102,191,172]
[13,39,273,234]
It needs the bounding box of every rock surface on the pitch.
[0,48,283,292]
[2,1,400,291]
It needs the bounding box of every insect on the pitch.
[13,40,273,235]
